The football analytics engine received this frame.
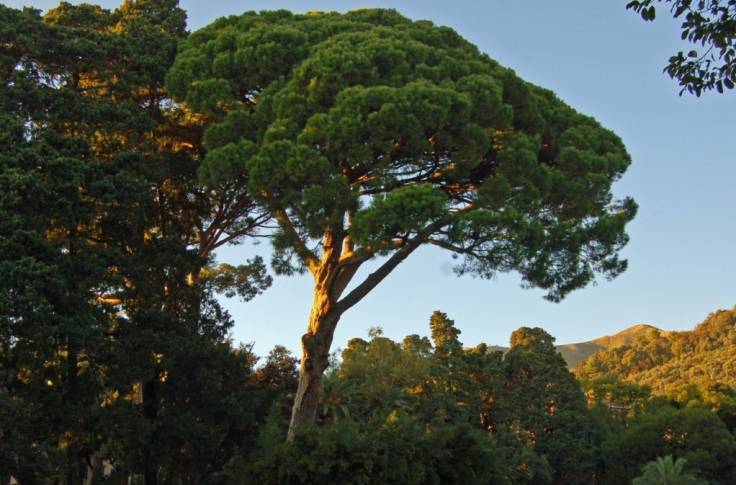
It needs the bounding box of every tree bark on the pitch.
[142,380,159,485]
[286,301,340,441]
[285,230,431,440]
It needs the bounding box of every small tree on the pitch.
[167,9,637,439]
[633,455,707,485]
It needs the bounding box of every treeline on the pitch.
[244,311,735,485]
[7,297,736,483]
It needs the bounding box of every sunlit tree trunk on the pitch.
[286,271,341,441]
[285,227,424,441]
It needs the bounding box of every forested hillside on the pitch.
[558,323,660,367]
[576,307,736,396]
[490,323,661,367]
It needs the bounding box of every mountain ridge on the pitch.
[485,323,665,368]
[558,323,664,367]
[574,307,736,395]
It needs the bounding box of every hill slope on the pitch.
[575,307,736,395]
[487,324,662,367]
[557,324,661,367]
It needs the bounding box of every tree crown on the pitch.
[166,8,636,301]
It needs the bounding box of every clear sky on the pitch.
[10,0,736,357]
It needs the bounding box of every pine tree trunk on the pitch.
[286,294,340,441]
[283,227,422,440]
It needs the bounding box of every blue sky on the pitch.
[10,0,735,357]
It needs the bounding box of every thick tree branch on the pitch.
[333,240,421,314]
[334,219,448,314]
[327,248,375,302]
[357,166,441,195]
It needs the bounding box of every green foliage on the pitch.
[0,388,61,484]
[626,0,736,95]
[501,328,603,484]
[429,311,463,356]
[0,6,130,480]
[223,311,736,484]
[168,8,636,302]
[576,307,736,403]
[239,416,503,485]
[255,344,300,423]
[632,455,707,485]
[313,313,605,484]
[201,259,273,301]
[351,185,448,252]
[603,406,736,484]
[0,2,271,483]
[322,334,429,423]
[580,376,652,418]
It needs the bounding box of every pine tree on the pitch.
[166,9,637,438]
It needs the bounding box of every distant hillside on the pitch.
[486,324,662,367]
[575,307,736,396]
[558,323,662,368]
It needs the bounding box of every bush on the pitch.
[228,414,503,484]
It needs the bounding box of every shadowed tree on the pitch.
[166,8,637,439]
[255,345,300,423]
[1,2,272,483]
[501,328,604,484]
[0,5,130,481]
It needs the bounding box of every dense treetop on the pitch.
[166,8,636,302]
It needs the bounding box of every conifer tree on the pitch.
[1,2,271,483]
[167,8,637,438]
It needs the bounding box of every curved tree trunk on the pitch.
[284,225,426,441]
[286,294,340,441]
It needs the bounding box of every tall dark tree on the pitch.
[0,5,127,482]
[167,8,637,438]
[1,2,271,483]
[500,328,604,484]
